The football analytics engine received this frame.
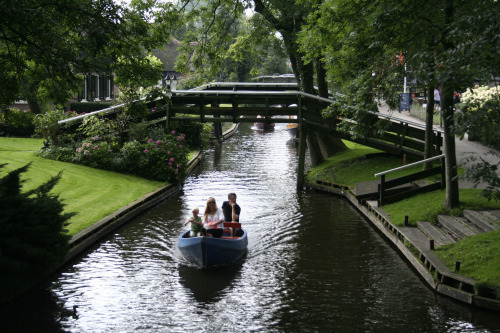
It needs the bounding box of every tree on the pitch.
[298,0,500,208]
[174,0,348,166]
[0,163,74,301]
[0,0,181,112]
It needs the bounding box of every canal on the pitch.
[3,123,500,332]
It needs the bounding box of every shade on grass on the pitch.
[1,138,165,235]
[307,141,423,188]
[434,230,500,297]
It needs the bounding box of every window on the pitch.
[79,74,114,102]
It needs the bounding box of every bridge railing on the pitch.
[56,83,440,159]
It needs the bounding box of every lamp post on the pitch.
[163,73,177,131]
[163,73,178,97]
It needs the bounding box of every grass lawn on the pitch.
[307,141,427,188]
[307,139,500,295]
[434,230,500,296]
[1,137,165,235]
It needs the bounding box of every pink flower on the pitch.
[156,140,161,145]
[147,138,153,143]
[178,145,183,148]
[167,151,171,154]
[153,145,157,148]
[169,157,175,162]
[94,145,99,150]
[76,148,81,153]
[171,130,176,135]
[144,149,149,153]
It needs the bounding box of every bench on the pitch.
[223,222,242,237]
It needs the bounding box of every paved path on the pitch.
[377,101,500,189]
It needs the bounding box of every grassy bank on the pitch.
[307,140,500,295]
[0,137,165,235]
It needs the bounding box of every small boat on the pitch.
[178,222,248,269]
[286,115,299,138]
[254,122,275,130]
[286,123,298,138]
[254,115,275,130]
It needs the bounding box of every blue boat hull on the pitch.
[178,230,248,269]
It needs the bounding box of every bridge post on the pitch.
[212,103,222,141]
[297,95,306,190]
[166,101,171,131]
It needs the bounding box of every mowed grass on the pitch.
[307,141,424,188]
[434,230,500,294]
[0,137,165,235]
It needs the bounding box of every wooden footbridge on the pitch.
[59,82,443,188]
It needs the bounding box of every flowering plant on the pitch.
[119,131,189,182]
[456,85,500,147]
[73,140,115,168]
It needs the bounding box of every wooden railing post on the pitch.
[378,174,385,206]
[440,156,446,189]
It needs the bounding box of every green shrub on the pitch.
[73,141,116,169]
[120,131,189,182]
[38,145,76,162]
[34,109,65,145]
[0,108,36,136]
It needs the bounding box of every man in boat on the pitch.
[222,193,242,236]
[222,192,240,222]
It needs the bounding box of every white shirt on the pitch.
[203,208,224,229]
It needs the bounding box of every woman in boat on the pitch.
[202,197,225,237]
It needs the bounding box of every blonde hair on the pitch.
[203,197,217,221]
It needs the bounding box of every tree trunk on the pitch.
[423,85,435,170]
[442,81,459,208]
[306,126,324,166]
[316,58,328,98]
[442,0,459,209]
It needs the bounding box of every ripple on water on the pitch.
[7,123,499,333]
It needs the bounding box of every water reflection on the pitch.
[2,123,500,332]
[178,263,244,303]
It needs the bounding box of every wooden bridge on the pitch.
[59,82,443,187]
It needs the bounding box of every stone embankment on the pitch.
[309,180,500,312]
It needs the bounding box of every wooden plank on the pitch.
[463,210,499,232]
[384,166,442,189]
[382,182,442,205]
[417,222,455,247]
[438,215,478,239]
[399,227,431,251]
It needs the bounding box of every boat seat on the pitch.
[223,222,241,229]
[223,222,241,237]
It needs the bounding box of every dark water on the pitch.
[3,123,500,332]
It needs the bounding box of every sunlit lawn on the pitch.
[0,137,165,235]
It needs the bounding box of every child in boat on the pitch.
[184,207,203,237]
